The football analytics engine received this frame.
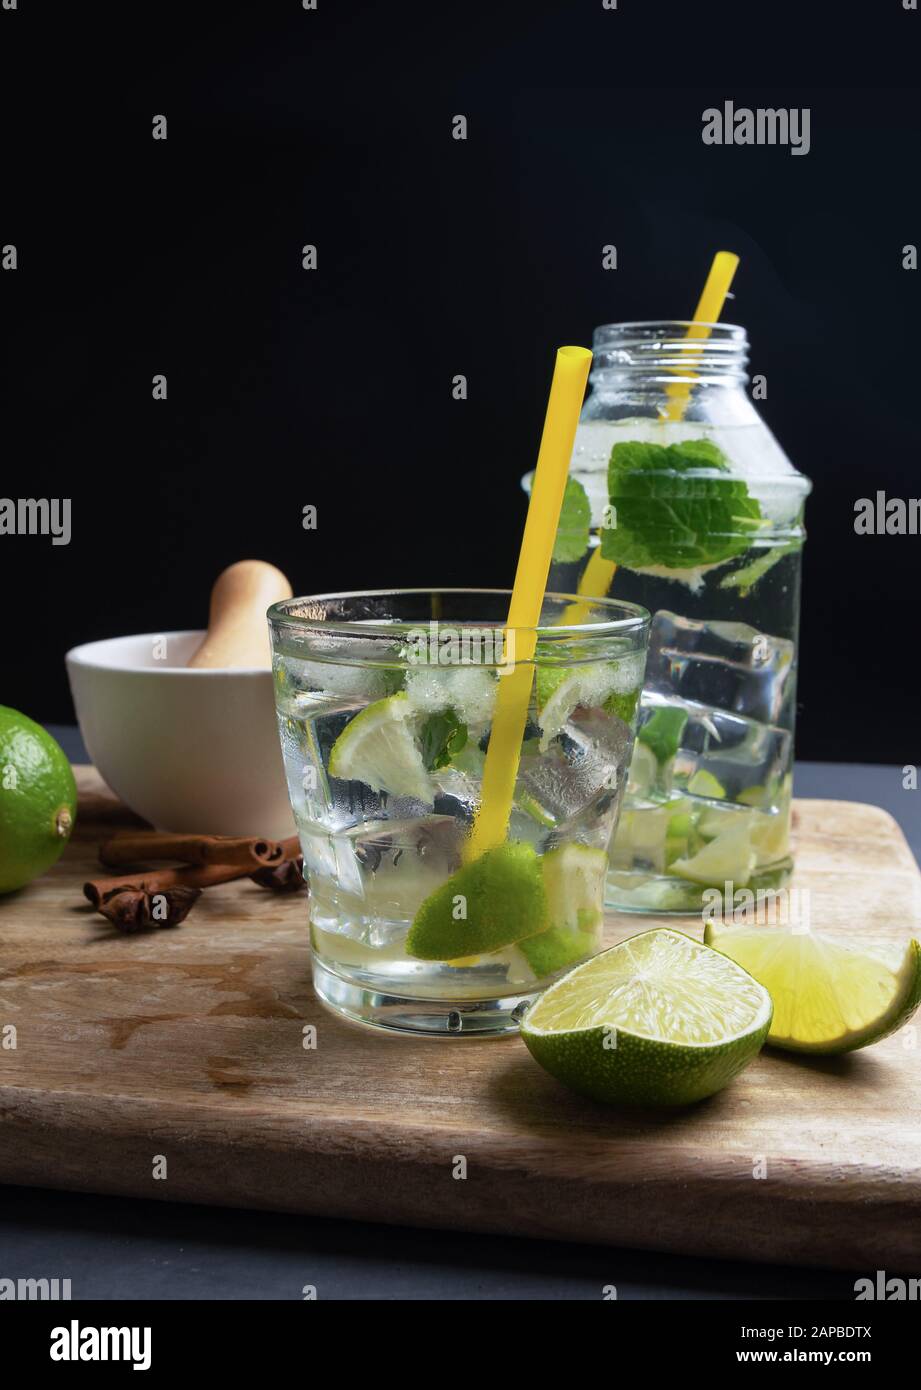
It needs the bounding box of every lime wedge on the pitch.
[406,841,548,961]
[328,693,432,803]
[519,844,606,976]
[749,808,790,863]
[668,818,758,887]
[536,660,641,752]
[626,740,659,797]
[704,923,921,1054]
[687,769,726,799]
[521,928,772,1106]
[610,804,672,874]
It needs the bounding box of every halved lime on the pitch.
[519,843,606,977]
[521,928,772,1105]
[328,693,432,802]
[705,922,921,1054]
[406,841,548,961]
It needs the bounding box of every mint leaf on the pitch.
[419,708,468,771]
[604,686,640,725]
[600,439,763,570]
[637,706,689,765]
[552,477,591,563]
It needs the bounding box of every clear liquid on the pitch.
[547,419,808,913]
[274,653,641,1001]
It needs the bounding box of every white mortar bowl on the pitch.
[65,631,296,838]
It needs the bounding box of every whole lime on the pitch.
[0,706,77,894]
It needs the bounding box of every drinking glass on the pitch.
[269,588,650,1035]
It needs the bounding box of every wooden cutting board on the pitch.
[1,767,920,1271]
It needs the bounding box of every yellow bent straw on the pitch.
[563,250,740,623]
[464,345,592,863]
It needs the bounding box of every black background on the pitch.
[1,1,919,763]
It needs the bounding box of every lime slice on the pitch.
[750,808,790,863]
[687,769,726,799]
[521,928,772,1106]
[406,841,548,961]
[535,659,641,752]
[328,693,432,802]
[542,842,606,923]
[519,844,606,976]
[704,923,921,1054]
[610,804,672,874]
[668,818,758,888]
[664,805,700,866]
[627,740,659,797]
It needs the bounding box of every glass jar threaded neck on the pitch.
[590,321,749,389]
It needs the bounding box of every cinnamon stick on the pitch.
[84,861,254,909]
[85,835,306,930]
[99,831,286,870]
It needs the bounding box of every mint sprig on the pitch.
[552,477,592,564]
[637,706,689,765]
[419,709,468,771]
[601,439,763,571]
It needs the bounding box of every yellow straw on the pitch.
[563,250,740,623]
[664,250,739,420]
[464,345,593,862]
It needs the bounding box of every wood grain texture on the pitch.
[1,767,920,1270]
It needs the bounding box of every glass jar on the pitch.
[525,321,811,915]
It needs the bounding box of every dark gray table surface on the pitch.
[2,733,918,1300]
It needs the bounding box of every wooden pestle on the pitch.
[188,560,293,669]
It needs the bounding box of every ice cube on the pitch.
[636,691,792,807]
[404,665,497,731]
[515,705,631,842]
[278,648,399,703]
[645,611,795,726]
